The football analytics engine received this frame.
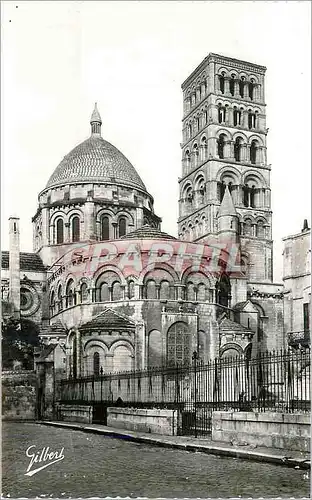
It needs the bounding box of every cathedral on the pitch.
[2,53,287,379]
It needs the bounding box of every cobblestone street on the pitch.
[2,422,310,498]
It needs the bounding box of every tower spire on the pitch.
[219,186,237,216]
[90,102,102,136]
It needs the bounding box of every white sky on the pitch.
[1,1,311,282]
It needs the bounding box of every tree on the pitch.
[2,317,40,370]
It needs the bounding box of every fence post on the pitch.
[192,351,198,438]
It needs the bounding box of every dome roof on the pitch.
[45,105,147,192]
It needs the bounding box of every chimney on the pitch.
[302,219,310,232]
[9,216,20,318]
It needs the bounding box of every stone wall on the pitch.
[212,411,310,452]
[2,370,37,420]
[56,404,93,423]
[107,407,178,435]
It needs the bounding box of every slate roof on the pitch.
[40,320,67,337]
[121,224,177,241]
[219,317,253,334]
[46,135,147,191]
[233,301,249,310]
[219,186,237,216]
[1,252,46,272]
[80,308,135,331]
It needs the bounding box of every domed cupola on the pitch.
[45,104,147,192]
[33,105,161,266]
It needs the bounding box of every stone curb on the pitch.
[38,421,311,470]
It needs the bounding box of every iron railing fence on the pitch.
[56,349,310,436]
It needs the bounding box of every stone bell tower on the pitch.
[178,53,273,282]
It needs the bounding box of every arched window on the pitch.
[217,134,226,159]
[218,105,226,124]
[239,77,245,98]
[230,75,235,96]
[66,279,75,308]
[50,291,55,315]
[118,217,126,238]
[167,322,190,367]
[196,117,200,131]
[146,280,157,299]
[128,280,135,299]
[219,73,225,94]
[159,280,170,300]
[250,140,257,164]
[197,283,206,301]
[112,281,122,301]
[201,137,207,161]
[56,218,64,244]
[72,216,80,242]
[244,219,253,236]
[186,282,196,301]
[100,282,110,302]
[57,286,63,312]
[185,186,193,205]
[93,352,100,376]
[219,181,226,202]
[193,144,199,167]
[234,138,242,162]
[249,80,254,100]
[243,185,256,208]
[216,275,231,308]
[248,112,256,129]
[256,220,265,238]
[233,107,241,126]
[101,216,110,240]
[81,283,88,302]
[184,150,191,169]
[188,123,192,138]
[203,110,208,124]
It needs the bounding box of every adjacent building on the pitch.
[283,220,311,348]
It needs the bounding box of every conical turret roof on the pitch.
[219,186,237,217]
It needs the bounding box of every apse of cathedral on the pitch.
[2,54,286,377]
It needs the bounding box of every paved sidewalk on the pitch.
[39,421,310,470]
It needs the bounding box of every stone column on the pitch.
[234,81,240,97]
[224,78,230,95]
[243,82,249,99]
[228,106,233,126]
[84,197,96,240]
[9,217,20,318]
[242,110,248,129]
[76,330,82,378]
[241,144,248,162]
[64,222,70,243]
[135,320,145,370]
[41,207,50,245]
[229,140,234,159]
[224,141,232,159]
[201,82,206,97]
[260,146,266,165]
[246,144,251,163]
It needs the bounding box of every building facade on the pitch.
[2,54,293,383]
[283,220,311,348]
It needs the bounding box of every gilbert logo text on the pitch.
[25,445,64,476]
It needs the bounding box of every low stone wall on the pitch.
[212,411,310,452]
[56,404,93,424]
[107,407,178,435]
[2,370,37,420]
